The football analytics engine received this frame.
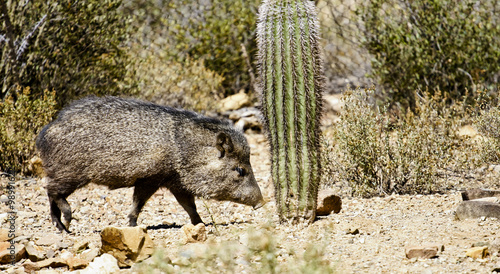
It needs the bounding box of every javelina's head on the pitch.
[188,129,265,209]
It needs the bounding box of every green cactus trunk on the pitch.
[256,0,324,223]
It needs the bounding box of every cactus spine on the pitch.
[256,0,324,223]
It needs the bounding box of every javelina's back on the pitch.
[36,96,264,232]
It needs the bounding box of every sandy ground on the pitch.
[1,132,500,273]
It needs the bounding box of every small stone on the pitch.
[35,234,62,247]
[45,249,55,259]
[466,246,489,259]
[472,241,489,248]
[455,200,500,220]
[66,256,89,270]
[181,223,207,244]
[0,243,26,264]
[73,240,90,253]
[346,228,360,235]
[490,238,500,253]
[11,235,31,244]
[59,249,73,261]
[79,254,119,274]
[22,259,41,272]
[25,242,46,262]
[100,226,155,267]
[79,248,99,262]
[218,91,252,112]
[316,189,342,216]
[457,125,479,138]
[36,257,67,269]
[0,229,11,242]
[405,245,439,259]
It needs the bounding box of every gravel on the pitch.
[1,132,500,273]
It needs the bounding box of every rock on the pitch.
[22,259,40,272]
[66,256,89,270]
[73,240,90,253]
[316,189,342,216]
[457,125,479,139]
[45,249,55,259]
[28,156,45,177]
[0,229,11,242]
[100,226,155,267]
[59,249,73,261]
[455,200,500,220]
[461,189,500,201]
[35,234,63,247]
[324,94,344,114]
[346,228,360,235]
[218,91,252,112]
[10,235,31,244]
[490,238,500,254]
[25,242,46,262]
[226,107,263,132]
[36,257,67,269]
[473,197,500,204]
[235,116,262,132]
[79,254,119,274]
[181,223,207,244]
[79,249,99,262]
[0,243,26,264]
[466,246,489,259]
[405,245,440,259]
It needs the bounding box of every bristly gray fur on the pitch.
[36,96,264,232]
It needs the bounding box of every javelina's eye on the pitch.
[235,167,245,177]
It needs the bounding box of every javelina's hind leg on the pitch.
[128,179,160,226]
[170,189,203,225]
[46,178,76,233]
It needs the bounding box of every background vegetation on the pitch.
[358,0,500,109]
[1,0,499,193]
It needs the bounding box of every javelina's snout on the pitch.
[253,198,266,209]
[236,178,266,209]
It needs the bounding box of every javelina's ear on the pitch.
[216,132,234,158]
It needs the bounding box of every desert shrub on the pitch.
[1,0,135,106]
[131,46,224,112]
[135,226,334,273]
[475,105,500,164]
[331,88,476,197]
[359,0,500,109]
[121,0,260,95]
[0,87,57,174]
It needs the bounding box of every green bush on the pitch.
[0,87,57,174]
[1,0,135,106]
[330,88,476,197]
[122,0,260,95]
[359,0,500,109]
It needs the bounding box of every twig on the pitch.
[240,43,260,94]
[202,200,219,236]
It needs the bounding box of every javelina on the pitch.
[36,96,265,232]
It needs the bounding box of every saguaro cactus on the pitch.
[256,0,324,223]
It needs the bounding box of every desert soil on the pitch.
[1,131,500,273]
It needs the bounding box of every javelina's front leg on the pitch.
[128,180,160,226]
[170,189,203,225]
